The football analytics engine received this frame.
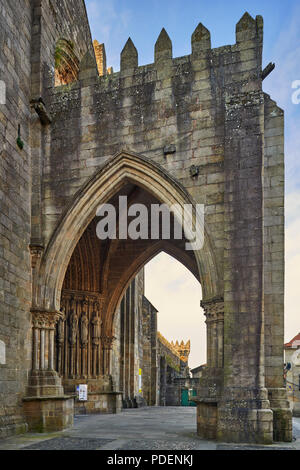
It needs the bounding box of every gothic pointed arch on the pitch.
[33,150,222,313]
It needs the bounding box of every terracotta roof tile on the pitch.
[284,332,300,348]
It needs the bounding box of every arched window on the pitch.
[54,39,79,86]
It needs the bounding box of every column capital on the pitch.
[101,335,116,350]
[31,309,62,329]
[201,297,224,321]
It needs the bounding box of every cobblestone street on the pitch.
[0,407,299,451]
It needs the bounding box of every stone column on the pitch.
[196,298,224,440]
[56,311,65,375]
[68,299,78,378]
[201,298,224,370]
[129,280,136,403]
[220,28,274,441]
[159,356,167,406]
[27,310,64,397]
[91,304,101,378]
[80,298,89,378]
[119,298,125,402]
[101,335,115,376]
[263,96,292,442]
[32,325,39,371]
[24,309,74,433]
[124,287,132,407]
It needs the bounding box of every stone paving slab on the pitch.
[0,408,299,451]
[23,437,114,450]
[216,444,297,451]
[114,439,214,450]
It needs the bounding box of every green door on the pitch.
[181,389,197,406]
[181,389,189,406]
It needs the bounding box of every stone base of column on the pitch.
[197,367,223,400]
[0,415,28,439]
[26,370,65,397]
[196,399,218,440]
[23,396,74,433]
[216,387,273,444]
[63,376,122,415]
[76,391,123,415]
[268,388,293,442]
[194,367,223,440]
[23,370,74,433]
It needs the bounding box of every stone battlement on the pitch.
[53,12,264,94]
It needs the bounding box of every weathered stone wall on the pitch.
[0,0,94,437]
[158,336,183,374]
[43,25,227,296]
[157,333,190,406]
[0,0,32,438]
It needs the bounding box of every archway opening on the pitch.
[145,252,206,371]
[35,152,220,418]
[54,179,206,412]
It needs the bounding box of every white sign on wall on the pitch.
[78,384,88,401]
[0,340,5,365]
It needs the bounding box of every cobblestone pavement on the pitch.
[0,407,299,451]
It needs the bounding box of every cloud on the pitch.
[85,0,132,70]
[263,3,300,192]
[145,252,206,370]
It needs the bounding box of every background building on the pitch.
[284,333,300,417]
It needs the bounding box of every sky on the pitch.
[85,0,300,369]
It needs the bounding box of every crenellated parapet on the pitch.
[50,11,265,97]
[158,332,191,365]
[171,340,191,363]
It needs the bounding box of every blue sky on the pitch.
[85,0,300,367]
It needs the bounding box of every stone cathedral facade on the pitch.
[0,0,292,444]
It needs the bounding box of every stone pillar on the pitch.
[56,311,65,375]
[159,356,167,406]
[201,298,224,370]
[79,298,89,378]
[129,280,136,403]
[263,96,292,442]
[27,310,65,397]
[23,310,74,433]
[91,305,101,378]
[124,287,132,407]
[219,21,274,440]
[196,298,224,440]
[101,335,115,376]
